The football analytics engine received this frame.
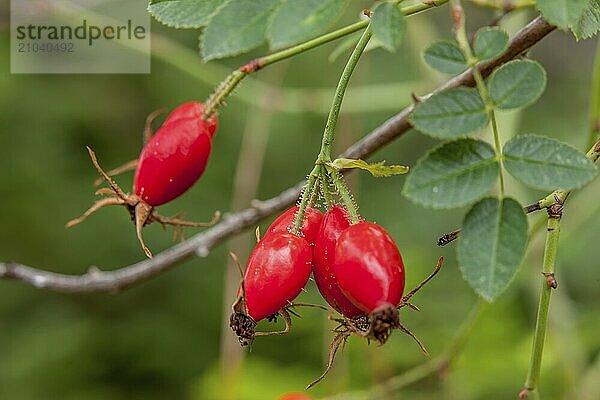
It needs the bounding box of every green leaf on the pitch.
[148,0,225,29]
[572,0,600,40]
[201,0,281,61]
[268,0,349,50]
[402,138,499,209]
[410,87,489,138]
[329,158,409,177]
[503,134,598,190]
[473,27,509,61]
[371,2,406,52]
[536,0,589,31]
[457,197,528,303]
[423,41,467,74]
[488,60,547,110]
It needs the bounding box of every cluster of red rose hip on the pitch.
[68,101,429,348]
[230,204,409,346]
[70,100,439,387]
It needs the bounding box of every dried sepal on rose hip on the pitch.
[229,207,322,346]
[66,102,220,258]
[308,217,443,389]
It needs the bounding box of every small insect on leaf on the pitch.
[328,158,409,177]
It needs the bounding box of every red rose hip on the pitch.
[334,222,405,311]
[334,221,405,343]
[313,207,364,318]
[230,231,312,345]
[134,101,218,206]
[162,101,218,138]
[67,101,220,258]
[244,233,312,321]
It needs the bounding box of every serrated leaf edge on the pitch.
[372,1,405,52]
[267,0,349,50]
[503,134,599,190]
[422,40,468,74]
[488,59,547,110]
[402,138,499,210]
[409,87,490,139]
[473,26,509,61]
[200,0,280,61]
[148,0,229,29]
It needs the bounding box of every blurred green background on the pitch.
[1,2,599,399]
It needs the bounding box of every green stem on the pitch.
[292,164,321,235]
[451,0,505,195]
[317,28,373,162]
[293,26,372,230]
[331,170,361,223]
[320,168,335,210]
[587,38,600,150]
[203,0,449,118]
[204,71,246,119]
[523,208,562,399]
[520,139,600,398]
[489,109,506,194]
[522,90,600,398]
[309,174,321,208]
[466,0,535,10]
[259,21,366,69]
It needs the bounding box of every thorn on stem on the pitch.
[411,92,425,104]
[87,266,103,278]
[451,3,464,30]
[240,59,261,73]
[547,203,563,219]
[543,272,557,289]
[518,388,530,399]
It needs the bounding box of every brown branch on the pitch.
[0,17,555,293]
